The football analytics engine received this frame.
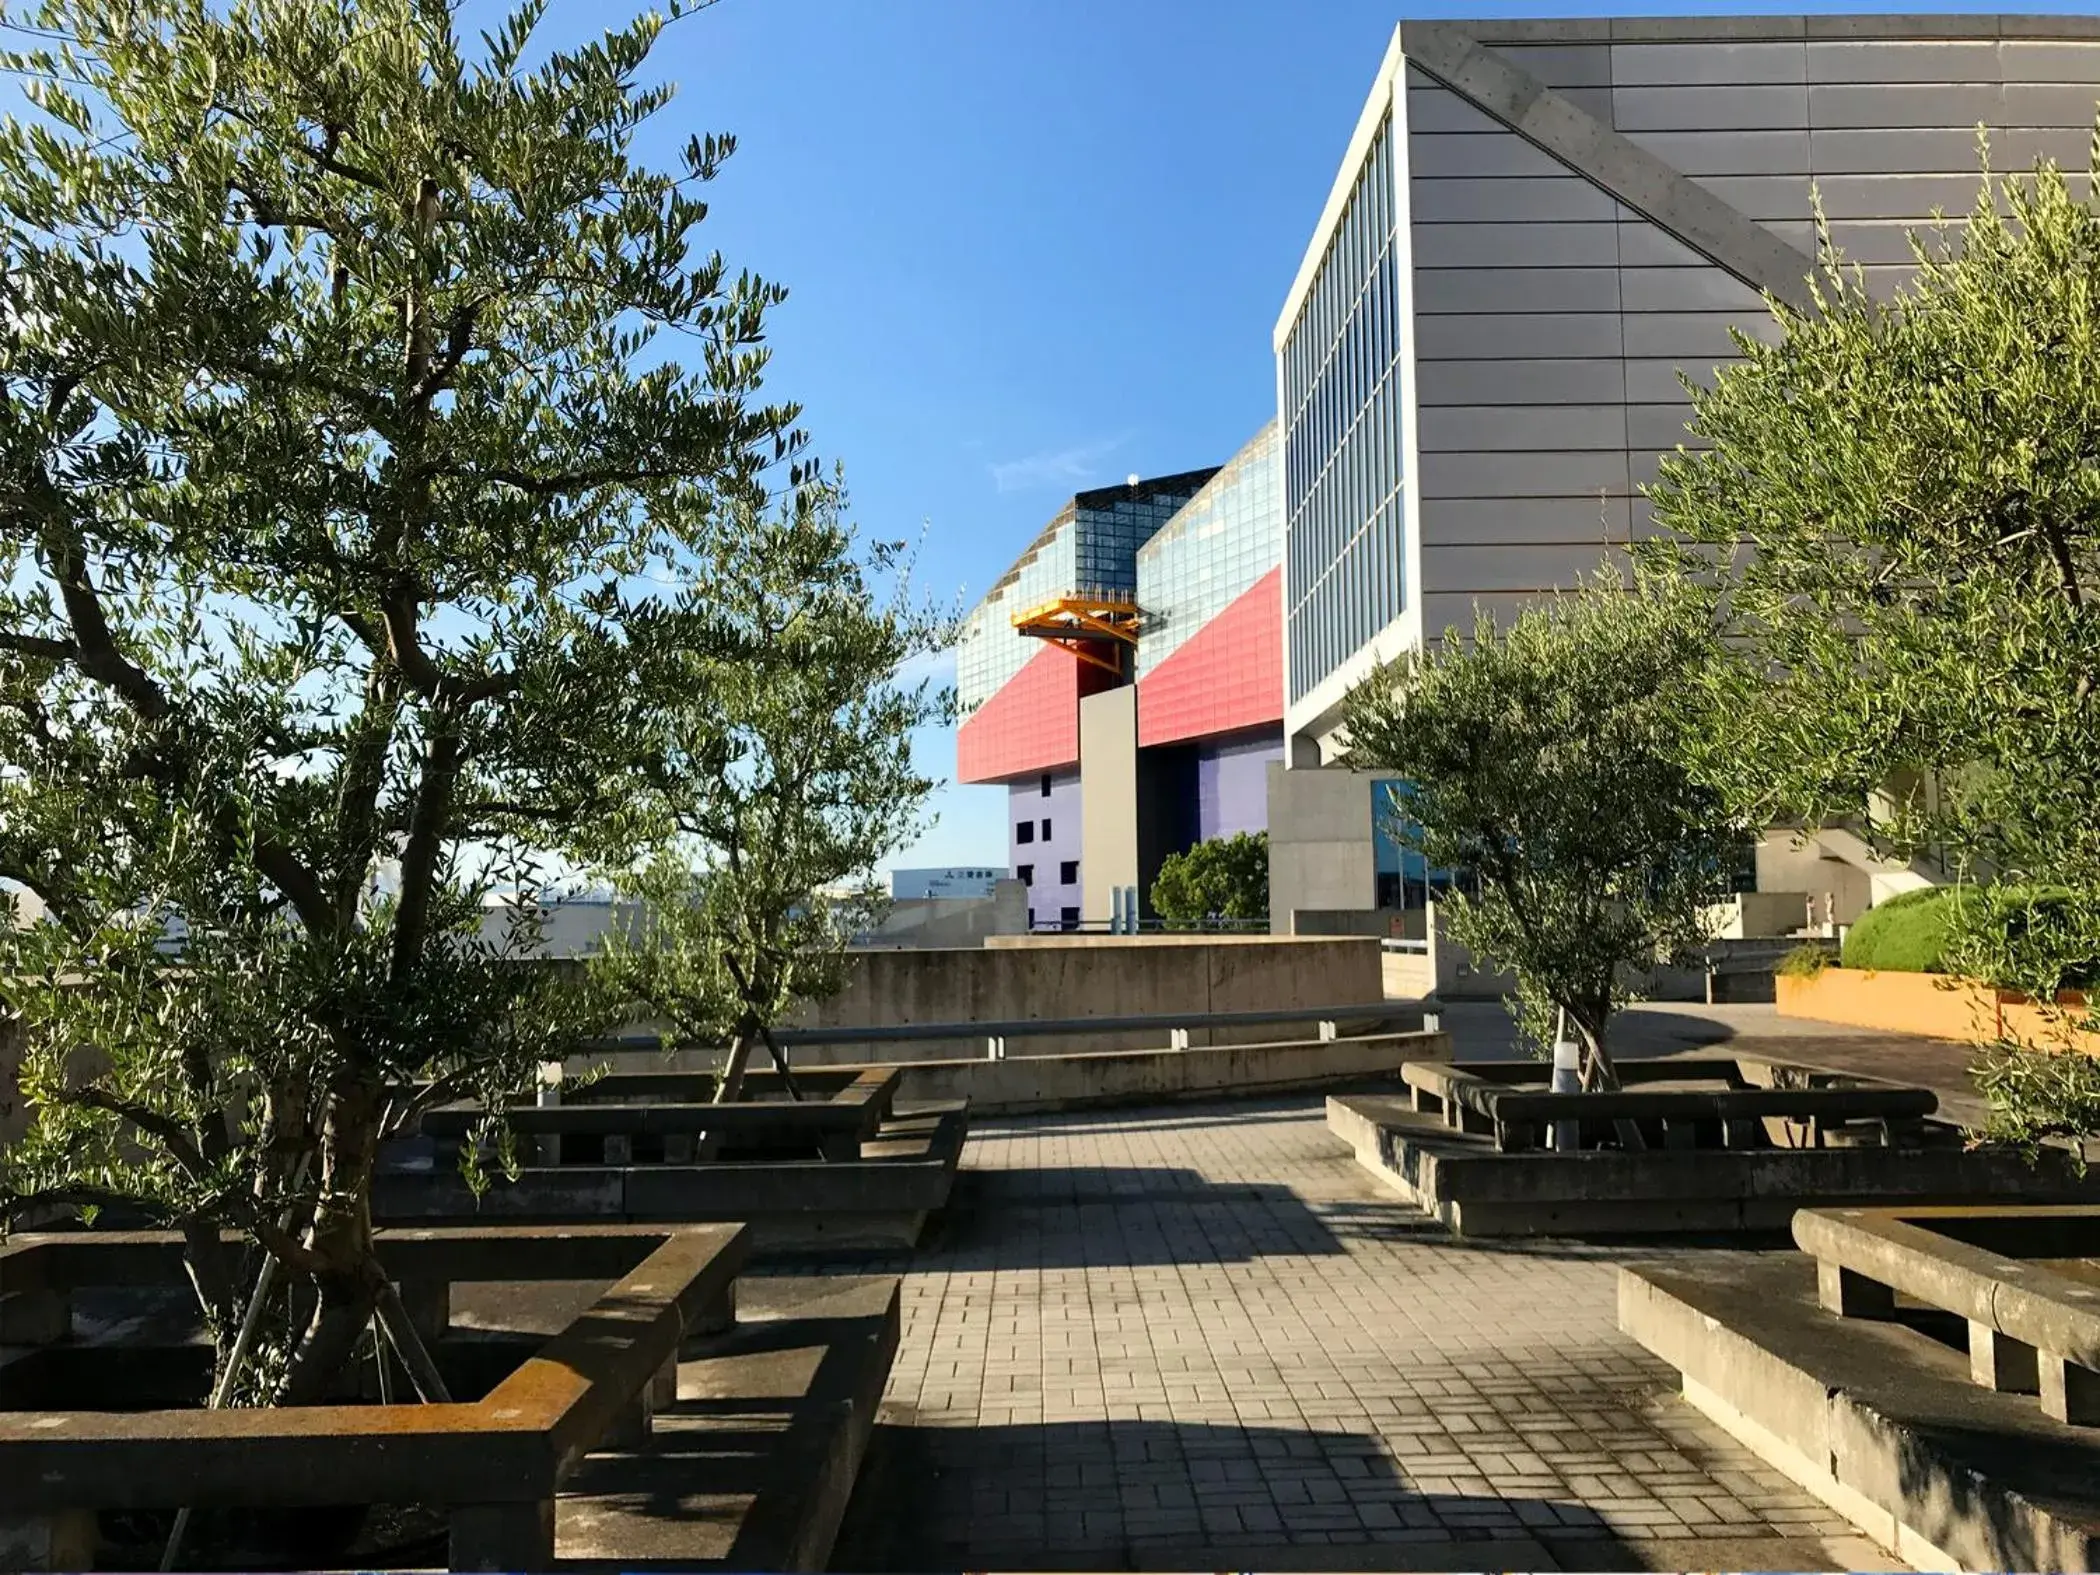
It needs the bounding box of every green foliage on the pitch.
[1974,1044,2100,1164]
[1341,569,1750,1085]
[1644,133,2100,1001]
[592,483,953,1062]
[1150,832,1269,930]
[1841,887,1961,974]
[0,0,808,1398]
[1776,944,1832,979]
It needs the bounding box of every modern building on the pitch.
[955,431,1284,925]
[1267,13,2100,938]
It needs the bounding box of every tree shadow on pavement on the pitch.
[830,1414,1854,1573]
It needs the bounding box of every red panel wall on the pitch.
[1136,568,1284,749]
[956,643,1119,784]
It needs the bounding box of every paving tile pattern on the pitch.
[830,1098,1883,1571]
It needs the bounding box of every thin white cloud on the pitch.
[988,433,1130,494]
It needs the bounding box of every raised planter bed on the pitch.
[1621,1207,2100,1570]
[1401,1056,1939,1153]
[420,1068,902,1164]
[382,1097,968,1251]
[1794,1205,2100,1425]
[1329,1056,2100,1237]
[0,1223,898,1572]
[1778,966,2100,1055]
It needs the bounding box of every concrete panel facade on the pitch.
[1265,760,1379,932]
[1078,687,1139,927]
[1277,16,2100,757]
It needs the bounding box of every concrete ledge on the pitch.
[1620,1252,2100,1571]
[557,1275,899,1572]
[772,1031,1451,1117]
[1329,1093,2100,1238]
[376,1109,967,1252]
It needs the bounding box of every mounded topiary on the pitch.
[1841,887,1961,974]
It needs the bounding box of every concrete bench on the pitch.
[1401,1057,1938,1153]
[1794,1204,2100,1428]
[421,1069,900,1165]
[377,1101,970,1251]
[0,1223,747,1571]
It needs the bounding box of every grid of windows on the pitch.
[955,473,1218,722]
[1280,111,1407,706]
[1135,423,1281,681]
[954,509,1078,719]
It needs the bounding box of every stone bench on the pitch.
[421,1068,900,1166]
[1400,1057,1939,1153]
[1794,1204,2100,1428]
[0,1223,746,1571]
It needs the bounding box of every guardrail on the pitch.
[585,1000,1426,1062]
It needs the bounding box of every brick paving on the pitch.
[831,1096,1901,1571]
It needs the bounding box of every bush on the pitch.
[1841,886,1961,973]
[1776,943,1832,979]
[1839,884,2100,987]
[1151,832,1268,929]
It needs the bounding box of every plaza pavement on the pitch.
[830,1090,1902,1572]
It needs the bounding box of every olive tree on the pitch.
[0,0,806,1402]
[592,483,951,1099]
[1644,136,2100,1139]
[1342,573,1749,1088]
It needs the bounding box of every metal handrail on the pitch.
[584,999,1425,1055]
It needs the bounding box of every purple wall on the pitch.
[1007,770,1083,927]
[1196,728,1282,841]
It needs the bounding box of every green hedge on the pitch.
[1840,884,2093,981]
[1841,886,1960,974]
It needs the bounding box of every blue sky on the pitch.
[584,0,2100,874]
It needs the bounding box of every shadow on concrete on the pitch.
[930,1166,1346,1267]
[830,1415,1828,1573]
[971,1100,1331,1138]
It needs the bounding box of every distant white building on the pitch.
[888,866,1002,901]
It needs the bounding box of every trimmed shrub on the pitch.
[1841,886,1960,973]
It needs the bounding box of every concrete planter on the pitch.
[0,1224,747,1571]
[1777,967,2100,1055]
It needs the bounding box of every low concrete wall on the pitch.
[775,1031,1449,1116]
[788,936,1385,1060]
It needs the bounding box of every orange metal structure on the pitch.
[1010,589,1141,676]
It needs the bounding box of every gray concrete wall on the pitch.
[1079,686,1139,926]
[1266,761,1378,930]
[1403,24,2100,640]
[786,935,1385,1060]
[853,880,1029,948]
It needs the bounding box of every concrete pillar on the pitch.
[682,1280,737,1353]
[604,1133,633,1165]
[1969,1322,2040,1394]
[448,1499,555,1573]
[2041,1353,2100,1425]
[1816,1261,1895,1319]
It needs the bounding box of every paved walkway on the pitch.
[831,1096,1899,1572]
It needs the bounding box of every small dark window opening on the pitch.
[1016,822,1034,845]
[1017,864,1035,887]
[1060,860,1079,884]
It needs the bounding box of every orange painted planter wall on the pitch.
[1776,967,2100,1055]
[1775,968,1997,1041]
